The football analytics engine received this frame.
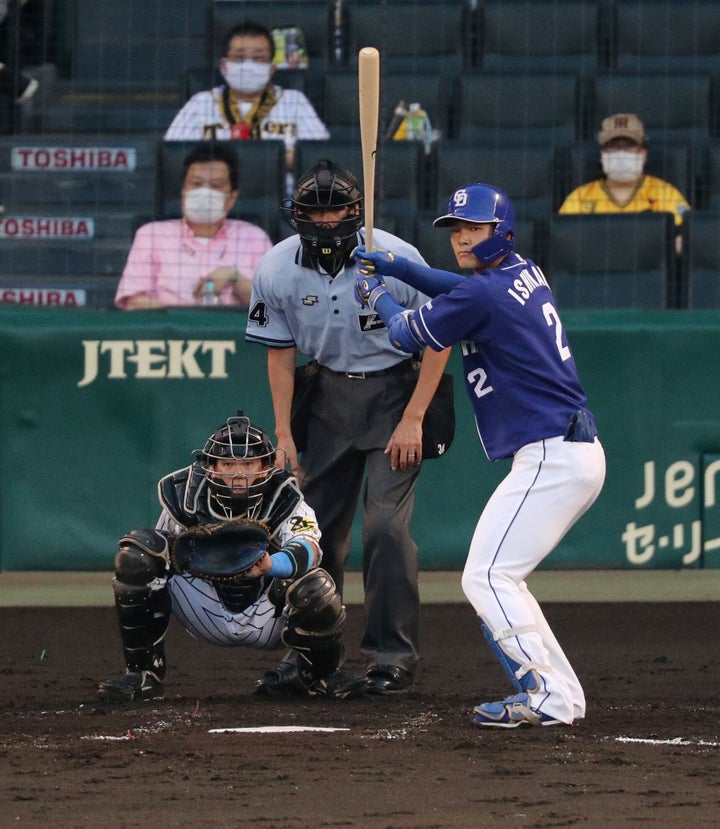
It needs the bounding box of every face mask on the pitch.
[222,60,272,94]
[601,151,645,183]
[183,187,228,225]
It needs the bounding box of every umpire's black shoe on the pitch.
[97,670,164,702]
[366,665,414,695]
[255,661,366,699]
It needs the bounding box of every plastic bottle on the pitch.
[404,103,425,141]
[201,279,218,306]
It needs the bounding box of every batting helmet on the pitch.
[433,183,516,264]
[282,158,364,276]
[195,412,277,519]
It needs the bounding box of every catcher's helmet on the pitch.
[196,413,277,519]
[433,183,515,264]
[282,158,363,276]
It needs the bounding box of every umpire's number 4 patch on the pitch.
[248,300,269,327]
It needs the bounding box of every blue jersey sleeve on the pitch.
[392,258,465,298]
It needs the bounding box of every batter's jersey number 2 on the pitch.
[542,302,571,362]
[464,301,570,400]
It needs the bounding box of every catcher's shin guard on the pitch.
[112,579,171,679]
[112,528,171,678]
[479,619,545,695]
[282,568,346,680]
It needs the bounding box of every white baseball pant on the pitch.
[461,435,606,723]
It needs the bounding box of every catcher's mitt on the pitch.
[170,518,271,581]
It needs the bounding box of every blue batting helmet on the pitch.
[433,183,516,264]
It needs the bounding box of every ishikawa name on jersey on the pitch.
[412,252,589,460]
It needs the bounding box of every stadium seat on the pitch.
[71,0,206,84]
[685,212,720,309]
[295,139,426,239]
[476,1,609,72]
[544,213,675,310]
[341,0,471,73]
[0,240,128,277]
[694,142,720,212]
[0,136,157,307]
[0,274,119,309]
[155,140,286,240]
[585,73,714,145]
[316,71,361,143]
[0,95,17,136]
[320,70,452,144]
[210,0,333,68]
[377,73,453,146]
[431,142,561,221]
[455,72,586,146]
[611,0,720,73]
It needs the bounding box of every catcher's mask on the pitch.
[196,414,277,519]
[281,158,363,276]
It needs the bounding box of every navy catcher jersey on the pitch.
[412,252,589,460]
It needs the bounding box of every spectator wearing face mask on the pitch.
[164,20,329,177]
[114,143,272,311]
[559,113,691,231]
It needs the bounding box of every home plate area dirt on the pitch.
[1,602,719,828]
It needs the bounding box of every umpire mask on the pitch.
[282,158,364,276]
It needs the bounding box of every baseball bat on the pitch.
[358,46,380,251]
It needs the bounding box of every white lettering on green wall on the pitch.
[77,339,236,387]
[622,459,720,566]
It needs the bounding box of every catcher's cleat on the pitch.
[255,661,365,699]
[255,660,309,696]
[308,670,367,699]
[365,664,414,695]
[97,670,164,702]
[472,693,563,728]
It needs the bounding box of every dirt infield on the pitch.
[1,601,719,828]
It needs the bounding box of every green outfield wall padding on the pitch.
[1,307,720,572]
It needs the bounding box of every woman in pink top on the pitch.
[115,143,272,310]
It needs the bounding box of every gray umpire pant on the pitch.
[298,363,421,675]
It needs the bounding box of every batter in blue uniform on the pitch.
[353,183,606,728]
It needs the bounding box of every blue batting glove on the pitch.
[352,245,399,276]
[355,273,388,310]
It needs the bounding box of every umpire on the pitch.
[245,159,449,693]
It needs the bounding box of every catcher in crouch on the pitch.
[98,412,365,702]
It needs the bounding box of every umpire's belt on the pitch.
[318,359,415,380]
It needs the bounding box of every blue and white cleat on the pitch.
[472,693,563,728]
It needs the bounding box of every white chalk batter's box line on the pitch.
[82,725,351,740]
[210,726,350,734]
[81,730,720,745]
[615,736,720,747]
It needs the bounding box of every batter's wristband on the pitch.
[381,252,407,279]
[367,285,389,311]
